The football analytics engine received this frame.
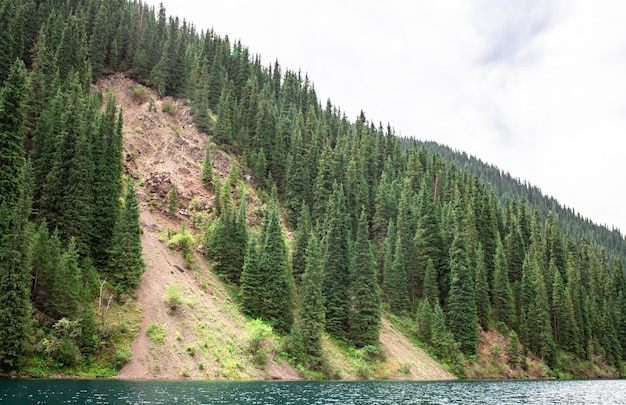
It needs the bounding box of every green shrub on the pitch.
[162,102,176,115]
[114,347,131,370]
[167,225,195,251]
[164,284,183,310]
[246,319,273,366]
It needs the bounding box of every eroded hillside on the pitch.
[96,73,454,381]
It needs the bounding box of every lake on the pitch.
[1,379,625,404]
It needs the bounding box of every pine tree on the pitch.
[193,60,212,133]
[416,299,433,343]
[396,180,418,303]
[348,210,381,348]
[387,234,411,314]
[423,258,440,307]
[446,227,478,355]
[291,203,312,284]
[551,265,577,353]
[0,59,29,217]
[0,59,31,371]
[299,231,325,359]
[168,183,178,217]
[240,236,263,317]
[88,0,111,81]
[55,14,90,87]
[201,142,213,189]
[108,178,146,294]
[473,245,491,329]
[0,217,31,371]
[321,183,351,338]
[258,202,295,333]
[214,81,234,145]
[431,302,460,364]
[414,180,446,303]
[90,98,123,269]
[206,201,248,285]
[52,238,82,319]
[492,239,516,330]
[533,255,558,367]
[0,140,32,371]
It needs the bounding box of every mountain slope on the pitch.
[97,73,453,381]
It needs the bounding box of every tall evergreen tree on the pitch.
[291,203,312,284]
[90,98,123,268]
[423,258,440,307]
[446,224,478,355]
[258,202,295,333]
[0,60,31,370]
[299,231,325,359]
[240,236,263,317]
[51,238,82,319]
[473,244,491,329]
[492,239,516,329]
[321,183,351,338]
[387,233,411,314]
[348,210,381,348]
[201,142,213,189]
[107,178,146,294]
[0,59,29,219]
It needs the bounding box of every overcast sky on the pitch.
[146,0,626,234]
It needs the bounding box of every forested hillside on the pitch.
[408,139,626,258]
[0,0,624,378]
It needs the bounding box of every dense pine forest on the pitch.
[1,0,625,377]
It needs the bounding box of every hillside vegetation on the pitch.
[0,0,624,379]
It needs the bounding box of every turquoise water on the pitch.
[1,379,625,404]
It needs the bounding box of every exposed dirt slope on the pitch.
[96,73,453,381]
[380,319,454,380]
[98,73,293,380]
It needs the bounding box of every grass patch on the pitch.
[147,323,166,344]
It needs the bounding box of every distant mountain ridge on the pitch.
[405,138,626,258]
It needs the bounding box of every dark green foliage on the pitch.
[299,231,325,359]
[168,183,178,217]
[201,143,213,189]
[507,330,521,367]
[0,59,31,371]
[206,201,248,284]
[107,178,145,294]
[0,59,29,215]
[321,183,351,338]
[0,160,31,371]
[386,234,411,314]
[551,265,577,354]
[492,239,516,329]
[348,210,381,348]
[0,0,623,375]
[472,245,491,329]
[446,227,478,356]
[240,236,263,317]
[291,203,311,284]
[423,259,440,307]
[258,203,295,333]
[90,99,123,269]
[431,302,462,365]
[416,299,433,343]
[51,238,82,319]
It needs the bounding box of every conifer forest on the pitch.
[1,0,625,377]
